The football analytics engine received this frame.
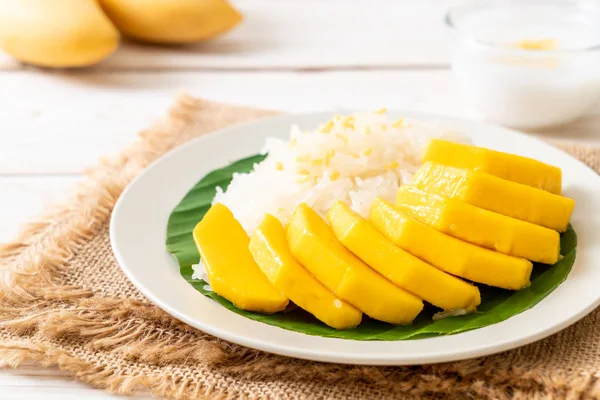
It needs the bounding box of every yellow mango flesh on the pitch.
[99,0,242,44]
[0,0,119,68]
[250,214,362,330]
[412,162,574,232]
[286,204,423,324]
[326,201,481,312]
[192,204,288,313]
[423,139,562,194]
[370,198,533,290]
[396,186,561,264]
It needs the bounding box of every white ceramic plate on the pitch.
[110,111,600,366]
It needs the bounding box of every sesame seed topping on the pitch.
[392,118,404,128]
[320,120,334,134]
[342,116,355,130]
[324,150,336,165]
[335,133,349,144]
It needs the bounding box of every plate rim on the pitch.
[110,109,600,365]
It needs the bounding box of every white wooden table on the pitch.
[1,1,599,398]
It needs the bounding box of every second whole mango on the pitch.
[98,0,243,44]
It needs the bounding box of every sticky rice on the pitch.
[213,109,467,234]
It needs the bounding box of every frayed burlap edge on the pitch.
[0,94,280,399]
[0,95,598,399]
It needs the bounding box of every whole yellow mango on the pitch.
[0,0,119,68]
[98,0,242,44]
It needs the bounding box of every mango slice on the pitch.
[370,198,533,290]
[412,162,574,232]
[422,139,562,194]
[250,214,362,329]
[287,204,423,324]
[395,186,561,264]
[192,204,288,313]
[326,201,481,312]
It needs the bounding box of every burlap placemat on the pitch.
[1,94,599,400]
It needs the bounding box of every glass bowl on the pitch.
[446,1,600,130]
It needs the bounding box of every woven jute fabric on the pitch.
[1,95,599,400]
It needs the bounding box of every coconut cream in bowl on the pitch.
[446,1,600,130]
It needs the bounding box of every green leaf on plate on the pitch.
[167,155,577,340]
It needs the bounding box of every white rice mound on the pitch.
[213,109,467,234]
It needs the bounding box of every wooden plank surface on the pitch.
[2,69,599,175]
[0,366,149,399]
[0,177,78,243]
[0,69,457,174]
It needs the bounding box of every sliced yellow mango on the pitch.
[395,186,561,264]
[287,204,423,324]
[370,198,533,290]
[422,139,562,194]
[192,204,288,313]
[412,162,574,232]
[326,201,481,312]
[249,214,362,329]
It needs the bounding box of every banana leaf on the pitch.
[166,155,576,340]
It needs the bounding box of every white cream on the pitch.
[448,2,600,130]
